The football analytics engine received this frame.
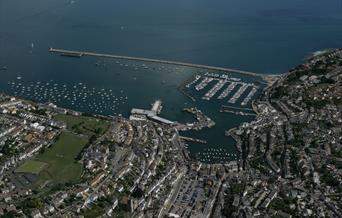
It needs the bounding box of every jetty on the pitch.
[179,136,207,144]
[49,48,267,79]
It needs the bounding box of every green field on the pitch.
[35,131,88,183]
[82,205,104,218]
[16,160,47,174]
[16,114,110,185]
[54,114,109,137]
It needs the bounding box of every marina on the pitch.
[241,87,258,106]
[195,77,214,91]
[184,72,260,107]
[228,83,251,104]
[217,82,237,99]
[202,79,227,100]
[185,75,201,88]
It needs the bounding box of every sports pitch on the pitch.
[16,160,47,174]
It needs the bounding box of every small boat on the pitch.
[0,66,7,70]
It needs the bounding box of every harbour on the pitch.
[1,57,264,163]
[1,0,340,164]
[184,72,261,107]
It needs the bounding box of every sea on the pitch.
[1,0,341,163]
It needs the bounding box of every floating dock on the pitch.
[228,83,249,104]
[195,77,214,91]
[202,80,227,100]
[241,87,257,106]
[217,82,237,99]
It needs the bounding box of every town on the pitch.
[226,48,342,217]
[0,93,232,218]
[0,48,341,218]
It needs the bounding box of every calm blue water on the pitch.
[1,0,341,162]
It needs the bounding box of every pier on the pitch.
[179,136,207,144]
[49,48,267,79]
[222,105,254,111]
[130,100,174,125]
[220,109,256,116]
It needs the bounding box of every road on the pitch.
[158,166,187,218]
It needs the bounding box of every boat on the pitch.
[0,66,7,70]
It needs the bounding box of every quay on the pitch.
[179,136,207,144]
[49,48,267,79]
[130,100,174,125]
[220,109,256,116]
[222,105,254,111]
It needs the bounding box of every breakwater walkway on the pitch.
[49,48,268,79]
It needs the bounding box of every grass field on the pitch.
[34,131,88,183]
[16,114,109,185]
[16,160,47,174]
[54,114,109,137]
[82,205,104,218]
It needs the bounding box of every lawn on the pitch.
[35,131,88,183]
[82,205,104,218]
[16,160,47,174]
[54,114,110,137]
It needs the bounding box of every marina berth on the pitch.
[202,79,227,100]
[195,77,214,91]
[228,83,250,104]
[241,87,258,106]
[185,75,201,88]
[217,82,237,99]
